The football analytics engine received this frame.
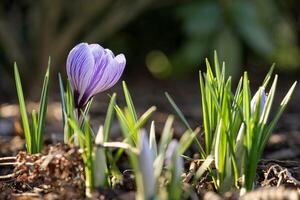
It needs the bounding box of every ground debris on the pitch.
[1,145,300,199]
[182,158,300,200]
[240,187,299,200]
[0,143,85,199]
[258,159,300,188]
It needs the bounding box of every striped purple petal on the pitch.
[66,42,126,108]
[92,53,125,93]
[67,43,95,107]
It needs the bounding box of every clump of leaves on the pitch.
[167,52,297,194]
[14,59,50,154]
[114,82,198,199]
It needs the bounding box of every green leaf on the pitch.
[134,106,156,131]
[235,123,245,174]
[262,64,275,88]
[122,81,138,122]
[84,118,93,159]
[80,98,93,130]
[214,119,223,173]
[36,59,50,152]
[58,73,67,126]
[242,72,251,150]
[204,74,221,113]
[213,50,221,83]
[165,92,192,131]
[261,81,297,150]
[65,82,75,143]
[67,118,86,154]
[165,92,205,157]
[154,116,174,179]
[114,105,134,143]
[158,115,174,155]
[31,110,38,154]
[104,93,117,143]
[84,117,94,192]
[178,128,199,155]
[205,58,215,82]
[259,75,278,126]
[14,63,32,154]
[199,71,209,151]
[194,155,214,181]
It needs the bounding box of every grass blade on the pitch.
[84,117,93,195]
[14,63,32,154]
[199,71,211,154]
[36,61,50,152]
[67,118,86,152]
[178,128,199,155]
[242,72,251,150]
[114,105,134,142]
[80,98,93,130]
[262,63,275,88]
[259,75,278,125]
[260,81,297,150]
[122,81,138,122]
[165,91,206,157]
[194,155,214,181]
[31,110,38,153]
[104,93,117,142]
[134,106,156,130]
[158,115,174,154]
[214,51,221,84]
[165,92,192,131]
[58,73,67,125]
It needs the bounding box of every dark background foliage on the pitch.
[0,0,299,100]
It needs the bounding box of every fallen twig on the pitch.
[0,170,22,181]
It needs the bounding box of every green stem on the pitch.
[85,164,93,198]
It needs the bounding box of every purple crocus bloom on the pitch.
[67,43,125,108]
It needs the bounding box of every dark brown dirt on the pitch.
[0,144,85,199]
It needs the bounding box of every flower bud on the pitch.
[67,43,125,108]
[250,87,266,116]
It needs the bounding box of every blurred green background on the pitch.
[0,0,299,98]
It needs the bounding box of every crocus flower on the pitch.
[251,87,267,116]
[165,140,183,181]
[67,43,125,108]
[138,130,155,199]
[94,125,107,187]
